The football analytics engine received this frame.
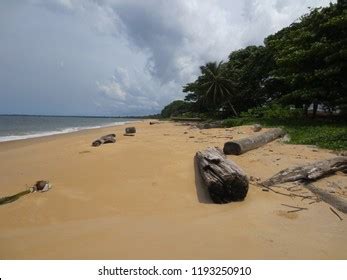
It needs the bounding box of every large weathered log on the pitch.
[195,147,249,203]
[92,134,116,147]
[262,156,347,187]
[100,134,116,139]
[223,128,285,155]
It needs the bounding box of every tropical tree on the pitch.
[160,100,191,118]
[264,2,347,116]
[183,61,238,116]
[225,46,274,111]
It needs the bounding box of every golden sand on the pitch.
[0,121,346,259]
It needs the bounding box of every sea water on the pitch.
[0,115,136,142]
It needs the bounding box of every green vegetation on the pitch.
[160,100,192,118]
[223,116,347,150]
[160,1,347,150]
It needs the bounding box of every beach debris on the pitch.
[150,121,159,125]
[92,134,116,147]
[250,176,261,182]
[125,127,136,134]
[287,209,306,213]
[329,207,343,221]
[0,180,52,206]
[223,128,285,155]
[252,124,262,132]
[280,134,291,143]
[261,156,347,187]
[304,184,347,214]
[33,180,52,192]
[259,185,316,200]
[189,136,195,138]
[281,203,308,212]
[195,147,249,203]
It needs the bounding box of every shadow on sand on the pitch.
[194,157,214,204]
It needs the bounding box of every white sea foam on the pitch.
[0,121,133,143]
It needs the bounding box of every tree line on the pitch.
[161,1,346,119]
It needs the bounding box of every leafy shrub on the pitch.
[222,118,253,127]
[240,104,303,120]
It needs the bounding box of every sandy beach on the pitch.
[0,120,346,259]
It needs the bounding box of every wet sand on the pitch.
[0,121,346,259]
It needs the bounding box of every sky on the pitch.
[0,0,334,116]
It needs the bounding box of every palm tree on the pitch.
[199,61,238,116]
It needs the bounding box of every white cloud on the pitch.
[97,80,127,101]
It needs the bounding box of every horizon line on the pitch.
[0,113,159,118]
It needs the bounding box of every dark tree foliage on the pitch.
[264,2,347,114]
[160,100,191,118]
[226,46,274,111]
[165,2,346,119]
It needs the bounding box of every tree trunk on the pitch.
[303,104,309,117]
[228,101,238,117]
[223,128,285,155]
[261,156,347,187]
[195,147,249,203]
[312,99,319,119]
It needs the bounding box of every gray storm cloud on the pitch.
[0,0,334,116]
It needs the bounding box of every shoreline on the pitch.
[0,121,346,259]
[0,119,141,144]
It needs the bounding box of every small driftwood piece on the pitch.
[329,207,343,221]
[150,121,159,125]
[252,124,262,132]
[195,147,249,203]
[223,128,285,155]
[92,134,116,147]
[304,184,347,214]
[262,157,347,187]
[125,127,136,134]
[260,185,315,200]
[281,203,308,210]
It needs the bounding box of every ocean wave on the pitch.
[0,121,132,143]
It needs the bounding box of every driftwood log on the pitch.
[195,147,249,203]
[197,121,224,129]
[150,121,159,125]
[262,156,347,187]
[92,134,116,147]
[125,127,136,134]
[223,128,285,155]
[304,184,347,214]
